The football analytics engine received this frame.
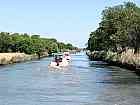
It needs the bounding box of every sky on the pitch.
[0,0,140,48]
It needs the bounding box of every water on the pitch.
[0,52,140,105]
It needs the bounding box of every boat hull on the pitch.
[48,58,69,69]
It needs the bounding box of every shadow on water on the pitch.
[86,60,140,85]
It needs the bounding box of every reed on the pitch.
[88,50,140,71]
[0,53,33,65]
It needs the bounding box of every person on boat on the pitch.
[55,55,63,66]
[55,56,60,66]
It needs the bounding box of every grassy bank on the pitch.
[0,52,48,65]
[87,50,140,73]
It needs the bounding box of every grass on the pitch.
[88,49,140,70]
[0,53,32,64]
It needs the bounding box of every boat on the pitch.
[63,52,71,61]
[48,54,69,69]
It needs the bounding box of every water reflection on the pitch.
[0,53,140,105]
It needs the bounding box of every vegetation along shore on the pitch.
[0,32,77,65]
[87,2,140,73]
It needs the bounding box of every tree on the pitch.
[88,2,140,54]
[0,32,12,52]
[0,32,77,56]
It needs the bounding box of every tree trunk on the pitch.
[122,46,127,52]
[37,52,41,59]
[134,47,139,54]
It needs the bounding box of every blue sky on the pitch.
[0,0,140,47]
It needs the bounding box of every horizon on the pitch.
[0,0,140,48]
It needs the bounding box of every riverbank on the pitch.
[87,50,140,74]
[0,52,48,65]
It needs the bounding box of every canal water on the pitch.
[0,52,140,105]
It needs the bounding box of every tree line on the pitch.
[87,2,140,54]
[0,32,77,56]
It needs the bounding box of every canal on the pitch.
[0,52,140,105]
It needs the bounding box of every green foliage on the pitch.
[0,32,12,52]
[88,2,140,54]
[0,32,76,55]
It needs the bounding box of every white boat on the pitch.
[48,54,69,69]
[64,52,71,61]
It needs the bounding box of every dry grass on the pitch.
[88,49,140,70]
[0,53,32,64]
[106,49,140,66]
[121,50,140,65]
